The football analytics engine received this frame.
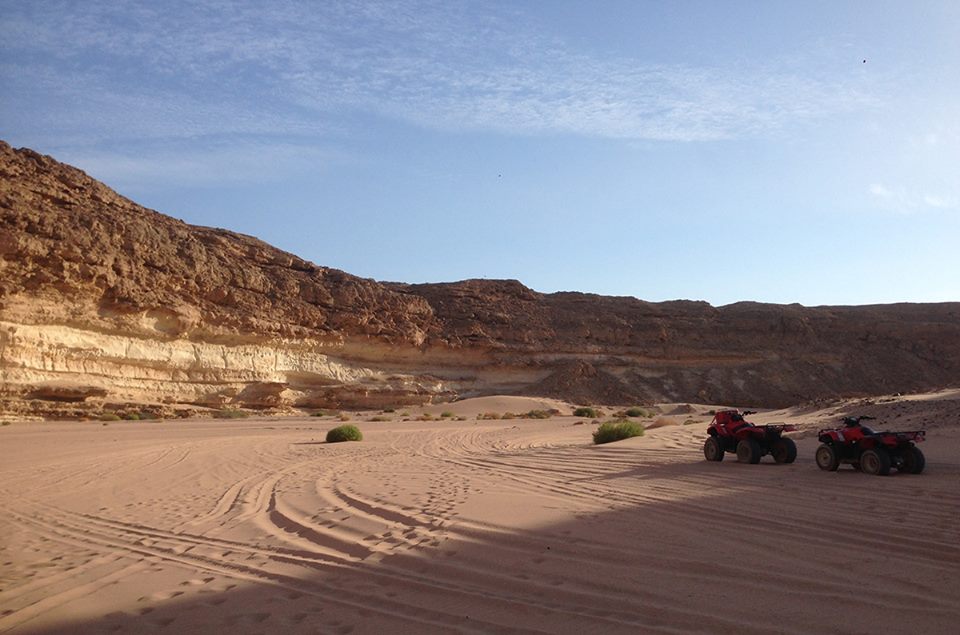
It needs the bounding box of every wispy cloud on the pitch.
[869,182,957,213]
[1,0,880,149]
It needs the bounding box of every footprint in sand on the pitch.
[226,612,271,626]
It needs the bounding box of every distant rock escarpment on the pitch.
[2,140,959,417]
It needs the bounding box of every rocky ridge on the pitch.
[2,140,959,418]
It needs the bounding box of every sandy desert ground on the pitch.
[1,393,959,634]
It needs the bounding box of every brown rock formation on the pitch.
[2,140,959,417]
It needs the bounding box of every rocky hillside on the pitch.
[2,140,959,417]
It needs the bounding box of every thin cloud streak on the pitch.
[2,0,880,146]
[869,182,958,214]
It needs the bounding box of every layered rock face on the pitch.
[2,140,959,417]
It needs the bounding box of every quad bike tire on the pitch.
[815,443,841,471]
[736,438,762,464]
[860,448,892,476]
[771,438,797,464]
[703,436,724,462]
[900,446,925,474]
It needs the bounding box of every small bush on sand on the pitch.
[500,412,516,420]
[326,425,363,443]
[624,407,654,418]
[338,413,351,421]
[478,412,501,420]
[382,408,396,413]
[123,412,141,421]
[593,420,645,444]
[368,415,390,422]
[214,409,249,419]
[417,413,435,421]
[522,409,553,419]
[440,411,454,418]
[573,407,600,418]
[99,412,121,421]
[1,421,10,426]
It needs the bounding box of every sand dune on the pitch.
[1,393,959,634]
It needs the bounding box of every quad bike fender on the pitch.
[818,430,844,444]
[732,425,764,440]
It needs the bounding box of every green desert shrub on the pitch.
[1,421,10,426]
[326,424,363,443]
[573,407,600,418]
[99,412,121,421]
[368,415,390,422]
[522,409,553,419]
[478,412,501,420]
[624,407,654,418]
[123,412,141,421]
[593,420,645,444]
[440,411,454,418]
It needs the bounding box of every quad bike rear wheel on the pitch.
[703,436,724,462]
[900,446,925,474]
[815,443,841,471]
[736,438,762,464]
[771,438,797,464]
[860,448,892,476]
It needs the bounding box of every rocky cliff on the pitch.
[2,140,959,417]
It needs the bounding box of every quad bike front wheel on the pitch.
[771,438,797,464]
[703,436,724,462]
[860,448,892,476]
[736,438,762,464]
[815,444,841,471]
[900,446,925,474]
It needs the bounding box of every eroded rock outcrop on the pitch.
[2,140,959,417]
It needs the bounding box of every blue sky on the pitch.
[2,0,958,306]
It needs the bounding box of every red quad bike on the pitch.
[703,410,798,464]
[816,416,925,476]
